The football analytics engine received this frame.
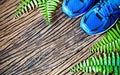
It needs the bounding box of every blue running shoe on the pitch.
[62,0,96,18]
[80,0,120,35]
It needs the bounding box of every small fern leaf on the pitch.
[38,0,60,24]
[14,0,41,18]
[89,20,120,53]
[71,52,120,75]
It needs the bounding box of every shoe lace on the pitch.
[99,1,119,17]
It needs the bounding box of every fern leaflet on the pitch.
[89,20,120,53]
[14,0,41,18]
[38,0,59,24]
[14,0,60,24]
[71,52,120,75]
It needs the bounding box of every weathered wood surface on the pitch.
[0,0,101,75]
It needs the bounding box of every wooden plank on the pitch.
[0,0,101,75]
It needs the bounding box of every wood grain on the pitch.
[0,0,101,75]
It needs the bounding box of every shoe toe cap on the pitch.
[62,5,75,18]
[80,11,106,35]
[80,17,92,35]
[62,0,87,18]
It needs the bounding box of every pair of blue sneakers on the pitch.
[62,0,120,35]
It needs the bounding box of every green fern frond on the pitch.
[38,0,59,24]
[89,20,120,53]
[14,0,60,24]
[71,52,120,75]
[14,0,41,18]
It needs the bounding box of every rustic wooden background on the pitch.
[0,0,101,75]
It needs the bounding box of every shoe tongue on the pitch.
[68,0,84,12]
[86,12,103,30]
